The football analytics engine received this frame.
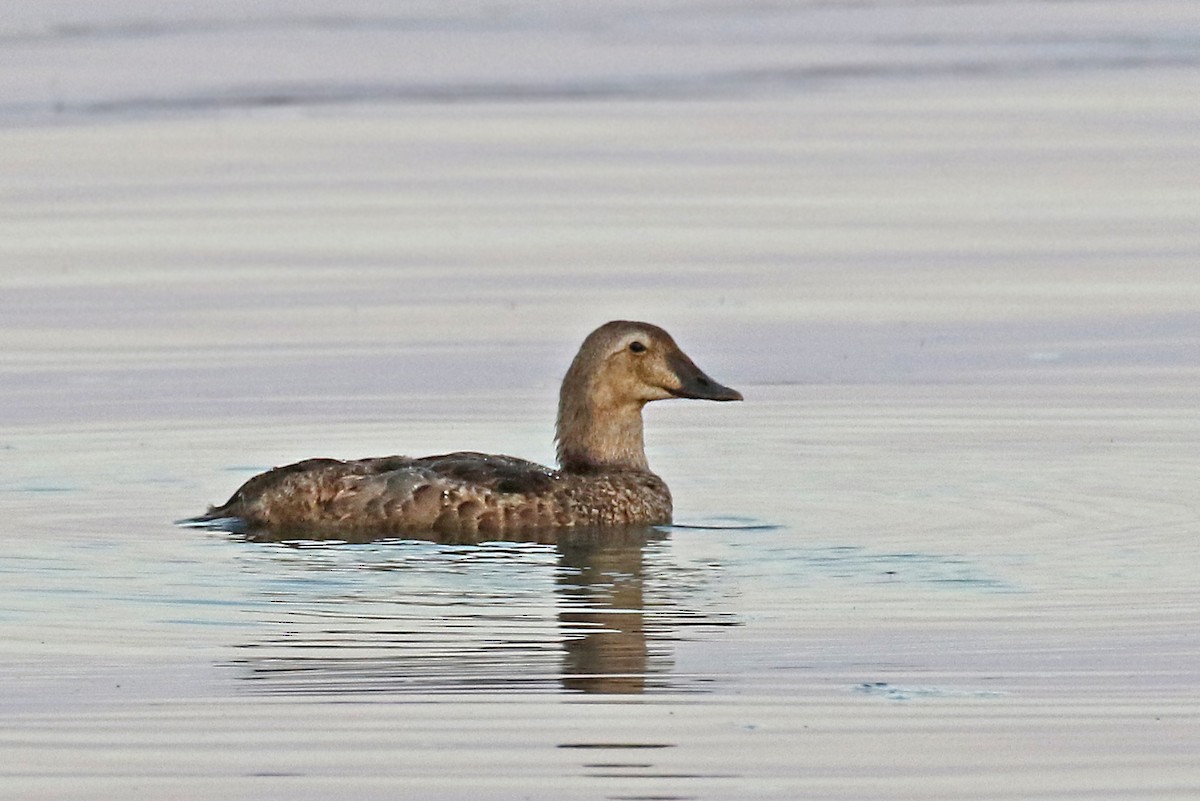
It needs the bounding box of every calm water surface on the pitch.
[2,2,1200,799]
[4,385,1197,798]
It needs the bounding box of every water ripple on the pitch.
[3,4,1196,123]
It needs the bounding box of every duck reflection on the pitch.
[556,527,658,694]
[228,525,680,695]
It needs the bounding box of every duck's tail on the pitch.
[175,504,247,532]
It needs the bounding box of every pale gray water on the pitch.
[2,2,1200,799]
[4,0,1199,121]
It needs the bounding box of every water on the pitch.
[3,2,1200,799]
[3,1,1199,121]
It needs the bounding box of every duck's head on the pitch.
[570,320,742,405]
[556,320,741,471]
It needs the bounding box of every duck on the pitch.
[191,320,741,537]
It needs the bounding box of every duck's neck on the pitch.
[556,387,650,473]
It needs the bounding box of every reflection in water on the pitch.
[557,529,654,694]
[224,525,728,695]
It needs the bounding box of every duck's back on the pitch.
[201,452,672,536]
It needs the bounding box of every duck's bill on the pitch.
[667,352,743,401]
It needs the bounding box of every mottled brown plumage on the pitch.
[191,321,741,537]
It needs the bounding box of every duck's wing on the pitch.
[194,457,410,524]
[410,452,560,494]
[194,451,562,533]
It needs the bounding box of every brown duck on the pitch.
[193,321,741,536]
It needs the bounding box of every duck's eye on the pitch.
[628,341,647,354]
